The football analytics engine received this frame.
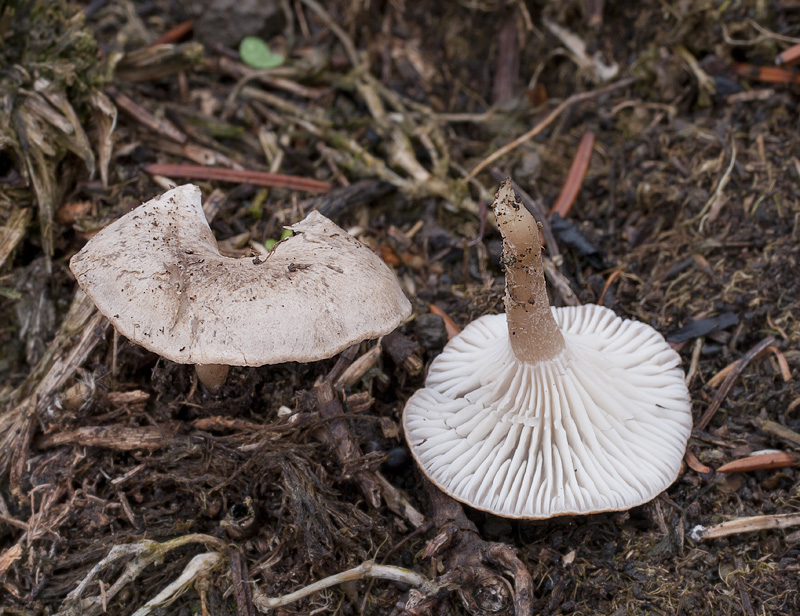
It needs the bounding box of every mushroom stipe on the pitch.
[402,179,692,519]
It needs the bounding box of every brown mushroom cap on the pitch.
[70,184,411,366]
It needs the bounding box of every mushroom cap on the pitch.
[403,305,692,519]
[70,184,411,366]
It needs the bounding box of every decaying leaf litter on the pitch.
[1,0,799,614]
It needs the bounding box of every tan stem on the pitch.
[492,179,565,363]
[195,364,229,390]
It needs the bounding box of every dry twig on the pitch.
[696,336,776,431]
[402,482,533,616]
[313,379,425,528]
[254,561,431,611]
[469,78,635,180]
[761,420,800,448]
[691,512,800,541]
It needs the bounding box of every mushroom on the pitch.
[403,179,692,519]
[70,184,411,388]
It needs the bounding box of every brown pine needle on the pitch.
[550,131,595,218]
[708,360,739,388]
[143,163,332,193]
[429,304,462,340]
[717,451,800,473]
[708,343,790,389]
[684,449,712,475]
[766,345,792,381]
[149,20,194,47]
[107,87,188,144]
[696,336,775,431]
[597,268,622,307]
[733,63,800,84]
[776,42,800,66]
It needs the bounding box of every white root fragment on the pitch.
[57,533,227,616]
[253,560,432,611]
[131,552,223,616]
[691,512,800,541]
[543,18,619,82]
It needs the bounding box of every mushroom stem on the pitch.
[195,364,229,390]
[492,179,565,364]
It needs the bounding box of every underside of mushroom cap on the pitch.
[70,184,411,366]
[403,304,692,519]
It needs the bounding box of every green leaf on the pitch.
[239,36,284,70]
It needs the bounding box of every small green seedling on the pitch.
[239,36,285,70]
[264,228,294,252]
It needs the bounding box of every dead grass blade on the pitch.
[0,209,31,269]
[89,91,117,188]
[13,107,58,256]
[0,291,108,491]
[35,80,96,175]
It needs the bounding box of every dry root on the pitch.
[56,534,226,616]
[400,481,534,616]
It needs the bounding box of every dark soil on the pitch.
[1,1,799,615]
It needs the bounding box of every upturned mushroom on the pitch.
[403,179,692,519]
[70,184,411,388]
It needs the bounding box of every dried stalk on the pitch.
[254,560,431,611]
[0,291,109,491]
[691,512,800,541]
[468,78,636,179]
[57,534,227,616]
[0,209,31,269]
